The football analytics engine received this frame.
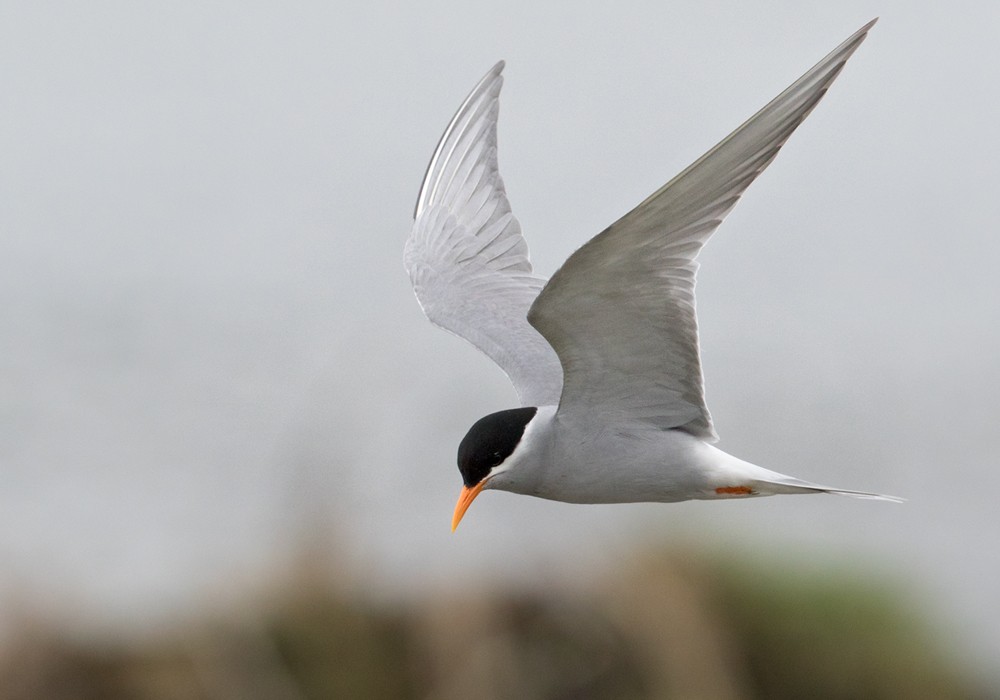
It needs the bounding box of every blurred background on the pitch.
[2,1,998,697]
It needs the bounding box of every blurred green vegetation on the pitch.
[0,545,986,700]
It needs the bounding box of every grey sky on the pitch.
[2,0,999,685]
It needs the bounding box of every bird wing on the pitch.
[528,20,877,441]
[406,62,563,407]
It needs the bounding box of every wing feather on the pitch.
[528,20,877,440]
[406,62,563,407]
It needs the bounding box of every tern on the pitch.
[405,19,900,531]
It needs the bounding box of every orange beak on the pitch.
[451,481,487,532]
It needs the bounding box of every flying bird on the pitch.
[404,19,900,531]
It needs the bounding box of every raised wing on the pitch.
[528,20,877,441]
[406,62,563,407]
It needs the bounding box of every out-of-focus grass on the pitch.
[0,544,986,700]
[705,556,968,699]
[605,548,981,700]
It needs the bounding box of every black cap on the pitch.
[457,407,538,487]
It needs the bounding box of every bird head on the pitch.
[452,406,538,531]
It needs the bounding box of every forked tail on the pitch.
[703,443,903,502]
[753,475,904,503]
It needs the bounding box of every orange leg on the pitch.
[715,485,754,496]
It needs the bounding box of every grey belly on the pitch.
[521,428,712,504]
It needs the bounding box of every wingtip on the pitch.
[852,18,878,42]
[833,18,878,56]
[413,59,509,221]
